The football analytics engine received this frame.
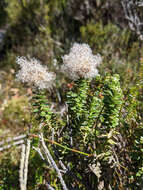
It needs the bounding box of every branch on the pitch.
[135,1,143,7]
[0,140,24,151]
[39,133,68,190]
[19,139,31,190]
[0,134,26,151]
[46,183,55,190]
[31,134,93,157]
[19,144,26,190]
[121,0,143,40]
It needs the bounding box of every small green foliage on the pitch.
[66,74,123,145]
[67,79,90,127]
[102,74,123,129]
[32,91,54,127]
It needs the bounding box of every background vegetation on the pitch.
[0,0,142,189]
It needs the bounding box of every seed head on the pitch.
[61,43,102,80]
[16,57,56,89]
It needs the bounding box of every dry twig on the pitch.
[39,133,68,190]
[122,0,143,40]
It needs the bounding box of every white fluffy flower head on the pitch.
[16,57,56,89]
[61,43,102,80]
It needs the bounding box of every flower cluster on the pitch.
[16,57,56,89]
[61,43,102,80]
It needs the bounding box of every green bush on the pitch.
[29,73,142,189]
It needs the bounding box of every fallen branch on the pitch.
[19,139,31,190]
[0,134,26,151]
[39,133,68,190]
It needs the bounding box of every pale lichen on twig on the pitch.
[19,139,31,190]
[0,134,26,151]
[39,133,68,190]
